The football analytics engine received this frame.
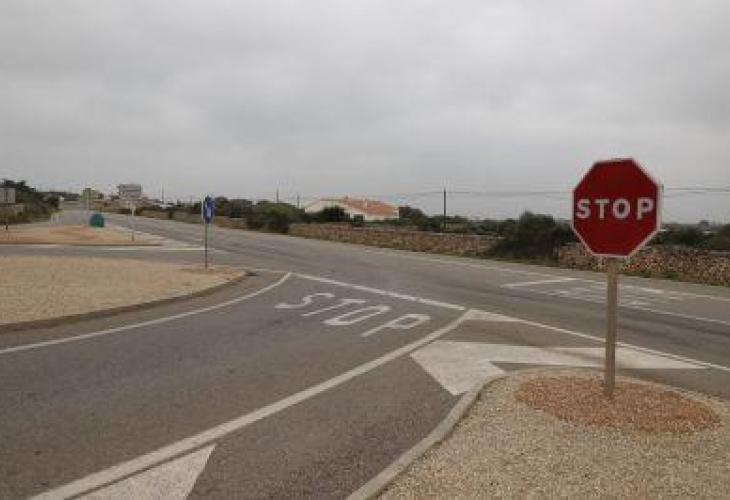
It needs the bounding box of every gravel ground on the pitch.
[0,256,243,324]
[0,225,157,246]
[382,369,730,498]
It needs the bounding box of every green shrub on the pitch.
[245,202,304,233]
[706,224,730,251]
[489,212,575,261]
[315,206,348,223]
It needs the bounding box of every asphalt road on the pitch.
[1,211,728,499]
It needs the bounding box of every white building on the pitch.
[304,197,399,222]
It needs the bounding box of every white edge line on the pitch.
[515,287,730,328]
[358,247,560,279]
[518,318,730,373]
[31,312,471,500]
[107,214,730,303]
[296,273,466,311]
[0,273,292,356]
[503,277,577,288]
[357,248,730,303]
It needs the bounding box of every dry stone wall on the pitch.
[289,223,500,257]
[137,210,248,229]
[558,243,730,286]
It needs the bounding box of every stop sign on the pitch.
[572,158,662,258]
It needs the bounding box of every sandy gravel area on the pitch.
[0,256,244,325]
[0,224,158,246]
[382,369,730,498]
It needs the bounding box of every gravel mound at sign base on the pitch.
[515,375,720,433]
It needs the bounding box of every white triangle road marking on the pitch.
[411,341,705,396]
[75,445,214,500]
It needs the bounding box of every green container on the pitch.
[89,213,105,228]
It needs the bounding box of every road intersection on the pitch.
[1,211,728,498]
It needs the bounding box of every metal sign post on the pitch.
[131,203,136,242]
[571,158,661,399]
[124,200,136,241]
[201,196,215,269]
[1,187,16,231]
[604,258,619,397]
[204,221,209,268]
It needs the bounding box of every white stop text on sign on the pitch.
[575,197,654,220]
[275,293,431,337]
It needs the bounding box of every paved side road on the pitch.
[97,211,730,366]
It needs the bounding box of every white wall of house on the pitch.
[303,199,398,222]
[303,199,340,214]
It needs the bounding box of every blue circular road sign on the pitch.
[202,195,215,224]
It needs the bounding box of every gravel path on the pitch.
[0,256,243,325]
[382,369,730,498]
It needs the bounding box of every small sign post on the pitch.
[201,195,215,269]
[571,158,661,398]
[1,187,16,231]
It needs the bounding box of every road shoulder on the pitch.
[377,368,729,498]
[0,269,284,350]
[0,256,246,332]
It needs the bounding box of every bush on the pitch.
[489,211,575,261]
[245,202,304,233]
[655,226,709,247]
[315,206,349,223]
[707,225,730,251]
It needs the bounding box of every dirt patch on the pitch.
[0,256,244,325]
[515,375,720,433]
[0,225,158,246]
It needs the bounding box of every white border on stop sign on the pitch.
[570,157,664,259]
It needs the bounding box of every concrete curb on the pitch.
[348,374,508,500]
[0,271,249,335]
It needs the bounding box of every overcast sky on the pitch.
[2,1,728,221]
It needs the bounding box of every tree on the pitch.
[707,224,730,251]
[246,202,304,233]
[398,206,426,220]
[315,206,348,223]
[490,211,575,260]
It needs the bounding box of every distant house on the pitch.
[304,197,399,222]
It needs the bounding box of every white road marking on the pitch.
[324,305,392,326]
[72,445,215,500]
[461,309,519,322]
[518,318,730,373]
[358,247,560,278]
[31,312,473,499]
[302,298,367,317]
[296,273,466,311]
[357,248,730,302]
[99,215,730,304]
[514,286,730,327]
[0,273,292,356]
[360,314,431,337]
[503,277,577,288]
[412,341,705,395]
[275,293,335,310]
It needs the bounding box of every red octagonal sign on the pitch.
[572,158,662,258]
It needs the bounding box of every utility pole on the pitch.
[442,188,447,233]
[296,193,300,209]
[276,188,280,204]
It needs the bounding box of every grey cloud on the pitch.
[1,0,728,221]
